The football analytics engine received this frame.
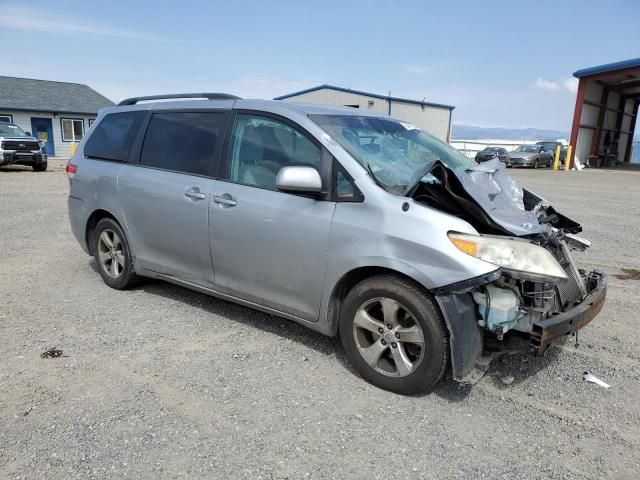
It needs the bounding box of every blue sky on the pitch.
[1,0,639,130]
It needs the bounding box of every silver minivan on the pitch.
[67,93,606,394]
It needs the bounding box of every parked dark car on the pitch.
[535,141,566,165]
[475,147,508,164]
[508,145,554,168]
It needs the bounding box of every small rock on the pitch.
[501,375,515,385]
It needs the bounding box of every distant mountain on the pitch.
[452,124,569,141]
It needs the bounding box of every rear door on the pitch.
[209,112,336,321]
[118,110,228,286]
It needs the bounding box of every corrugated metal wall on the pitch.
[576,82,636,165]
[280,89,452,141]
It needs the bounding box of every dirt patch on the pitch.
[613,268,640,280]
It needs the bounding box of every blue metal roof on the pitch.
[573,58,640,78]
[274,84,455,110]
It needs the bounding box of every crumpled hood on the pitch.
[407,158,580,237]
[457,159,542,235]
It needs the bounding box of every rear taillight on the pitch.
[66,160,77,177]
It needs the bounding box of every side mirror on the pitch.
[25,131,32,136]
[276,166,322,194]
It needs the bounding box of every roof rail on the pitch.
[117,93,241,106]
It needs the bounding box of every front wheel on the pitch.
[32,161,47,172]
[534,159,539,169]
[339,275,449,395]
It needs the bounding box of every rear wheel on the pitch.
[92,218,139,290]
[534,159,539,169]
[339,275,449,395]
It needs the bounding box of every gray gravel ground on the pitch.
[1,159,639,479]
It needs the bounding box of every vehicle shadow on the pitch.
[433,346,564,402]
[0,165,33,173]
[89,261,568,399]
[128,274,351,365]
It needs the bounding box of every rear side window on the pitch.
[140,112,225,177]
[84,111,146,162]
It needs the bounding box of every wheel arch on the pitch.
[324,265,431,337]
[85,209,123,255]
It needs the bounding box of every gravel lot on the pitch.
[1,159,639,479]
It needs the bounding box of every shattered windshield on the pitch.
[310,114,476,194]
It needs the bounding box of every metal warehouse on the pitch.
[274,85,455,142]
[0,76,114,158]
[570,58,639,168]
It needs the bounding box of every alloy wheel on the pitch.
[352,297,425,377]
[97,229,125,278]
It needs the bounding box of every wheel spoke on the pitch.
[390,344,414,376]
[112,258,121,277]
[112,233,122,250]
[98,249,111,266]
[115,251,125,267]
[100,231,113,249]
[379,298,399,326]
[359,340,388,368]
[354,308,384,335]
[395,325,424,345]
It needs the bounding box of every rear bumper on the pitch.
[530,271,607,353]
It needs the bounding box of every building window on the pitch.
[0,114,13,123]
[88,118,96,128]
[61,118,84,142]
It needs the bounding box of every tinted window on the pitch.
[85,111,146,162]
[140,112,225,176]
[227,114,321,190]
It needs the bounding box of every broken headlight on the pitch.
[448,232,567,282]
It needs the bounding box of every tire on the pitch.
[533,159,539,169]
[32,161,47,172]
[92,218,139,290]
[339,275,449,395]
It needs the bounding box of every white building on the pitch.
[274,85,455,142]
[0,76,114,157]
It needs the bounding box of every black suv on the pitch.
[0,122,48,171]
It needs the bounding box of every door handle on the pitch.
[184,188,206,200]
[212,194,237,207]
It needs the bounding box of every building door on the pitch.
[30,117,54,156]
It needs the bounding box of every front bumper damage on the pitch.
[531,270,606,354]
[435,259,607,384]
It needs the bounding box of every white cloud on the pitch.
[562,77,579,93]
[535,77,579,94]
[534,78,561,92]
[0,5,153,41]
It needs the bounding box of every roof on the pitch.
[0,76,114,115]
[274,84,455,110]
[573,58,640,78]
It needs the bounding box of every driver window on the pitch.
[228,114,322,190]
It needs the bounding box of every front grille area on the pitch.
[551,243,584,309]
[1,140,40,151]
